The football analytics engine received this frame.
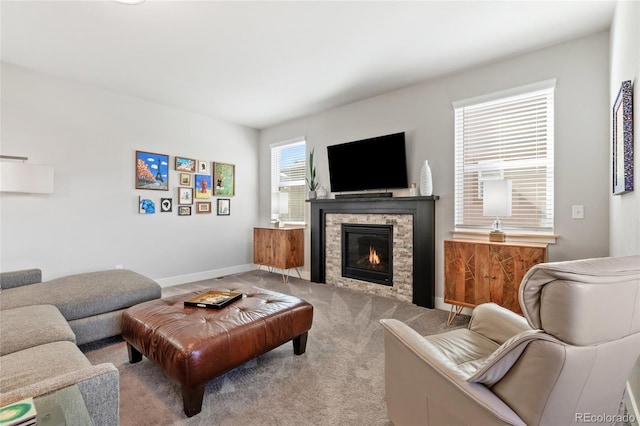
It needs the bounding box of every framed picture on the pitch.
[139,197,156,214]
[197,160,210,175]
[175,156,196,172]
[213,162,235,196]
[194,174,212,199]
[196,201,212,214]
[160,198,172,212]
[178,187,193,205]
[178,206,192,216]
[136,151,169,190]
[217,198,230,216]
[612,80,634,195]
[179,173,192,186]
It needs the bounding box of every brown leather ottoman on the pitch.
[121,285,313,417]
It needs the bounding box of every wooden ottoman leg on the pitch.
[127,342,143,363]
[182,383,205,418]
[293,331,308,355]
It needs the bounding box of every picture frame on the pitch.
[612,80,634,195]
[179,173,192,186]
[160,198,172,213]
[213,162,235,196]
[178,206,192,216]
[197,160,210,175]
[217,198,230,216]
[136,151,169,190]
[175,156,196,172]
[178,187,193,205]
[194,174,212,199]
[138,197,156,214]
[196,201,212,214]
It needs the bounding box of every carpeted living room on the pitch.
[80,270,470,426]
[1,1,639,426]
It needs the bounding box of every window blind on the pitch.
[454,81,555,232]
[270,138,306,222]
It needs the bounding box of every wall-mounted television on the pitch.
[327,132,408,193]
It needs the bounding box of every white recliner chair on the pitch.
[380,255,640,425]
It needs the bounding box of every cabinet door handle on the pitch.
[483,274,489,279]
[491,276,497,280]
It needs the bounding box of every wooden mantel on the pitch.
[308,196,439,308]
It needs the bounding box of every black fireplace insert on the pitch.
[341,224,393,286]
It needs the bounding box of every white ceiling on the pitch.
[1,0,616,129]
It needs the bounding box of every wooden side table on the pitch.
[444,239,548,324]
[253,226,304,283]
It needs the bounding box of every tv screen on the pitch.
[327,132,408,193]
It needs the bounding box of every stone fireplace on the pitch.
[309,196,438,308]
[326,214,412,302]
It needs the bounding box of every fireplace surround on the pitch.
[309,196,438,308]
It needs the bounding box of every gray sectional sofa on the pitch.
[0,268,161,425]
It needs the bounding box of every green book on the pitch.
[0,397,36,426]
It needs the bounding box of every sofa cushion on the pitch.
[0,341,92,393]
[0,305,76,356]
[0,269,161,321]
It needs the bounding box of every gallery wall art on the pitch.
[175,156,196,172]
[195,174,212,199]
[136,151,169,190]
[214,162,235,196]
[136,151,234,217]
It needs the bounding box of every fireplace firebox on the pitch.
[341,224,393,286]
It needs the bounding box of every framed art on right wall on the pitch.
[612,80,634,195]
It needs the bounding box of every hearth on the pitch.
[342,224,393,286]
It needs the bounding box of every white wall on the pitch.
[610,1,640,257]
[609,1,640,421]
[259,32,611,306]
[0,63,259,285]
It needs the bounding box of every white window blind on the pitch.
[270,138,306,222]
[454,81,555,232]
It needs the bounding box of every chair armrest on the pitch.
[0,269,42,290]
[468,303,532,345]
[380,318,526,426]
[0,363,119,426]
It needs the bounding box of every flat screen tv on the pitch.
[327,132,408,193]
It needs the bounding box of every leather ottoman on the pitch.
[121,285,313,417]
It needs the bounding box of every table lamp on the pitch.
[483,179,512,242]
[271,192,289,228]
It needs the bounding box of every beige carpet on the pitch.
[80,270,469,426]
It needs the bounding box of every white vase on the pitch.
[420,160,433,196]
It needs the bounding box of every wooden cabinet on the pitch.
[253,227,304,282]
[444,239,547,316]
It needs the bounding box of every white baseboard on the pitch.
[155,264,257,288]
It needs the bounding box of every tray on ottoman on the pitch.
[121,285,313,417]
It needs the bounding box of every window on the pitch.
[270,138,306,223]
[453,80,555,233]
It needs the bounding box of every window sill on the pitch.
[451,229,558,244]
[271,221,307,229]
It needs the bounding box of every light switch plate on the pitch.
[572,205,584,219]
